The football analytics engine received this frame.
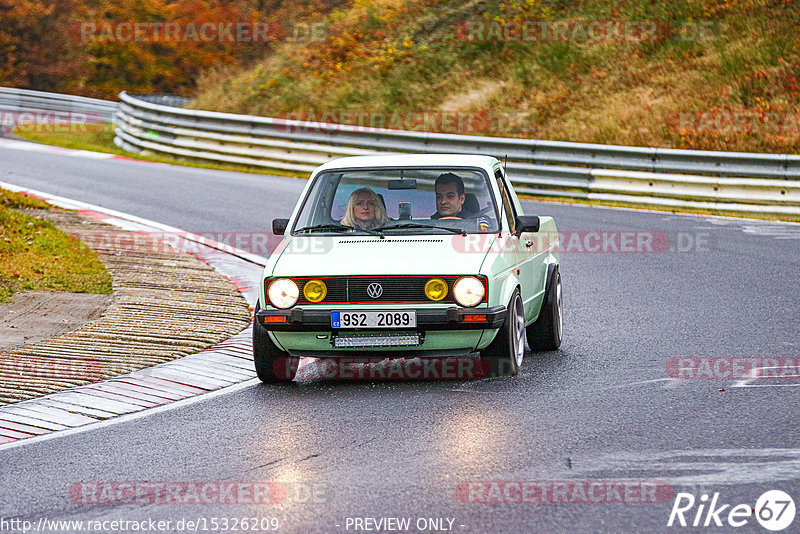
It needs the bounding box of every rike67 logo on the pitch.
[668,490,795,531]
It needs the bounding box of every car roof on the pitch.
[314,154,500,173]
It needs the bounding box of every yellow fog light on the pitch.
[424,278,448,301]
[303,279,327,302]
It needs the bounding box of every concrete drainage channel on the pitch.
[0,181,267,448]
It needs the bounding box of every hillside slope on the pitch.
[193,0,800,153]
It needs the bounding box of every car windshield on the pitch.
[292,167,500,235]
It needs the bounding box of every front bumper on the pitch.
[256,306,507,332]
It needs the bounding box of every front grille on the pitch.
[266,275,487,305]
[347,276,459,303]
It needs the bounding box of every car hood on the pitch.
[271,234,496,276]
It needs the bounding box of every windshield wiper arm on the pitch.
[373,223,466,236]
[294,223,383,237]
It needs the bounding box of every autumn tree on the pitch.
[0,0,349,98]
[0,0,84,93]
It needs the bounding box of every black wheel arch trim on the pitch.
[544,263,559,298]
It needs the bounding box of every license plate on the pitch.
[331,310,417,329]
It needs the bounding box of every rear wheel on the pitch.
[526,267,562,351]
[480,290,525,377]
[253,303,299,383]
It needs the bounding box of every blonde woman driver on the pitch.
[340,187,388,231]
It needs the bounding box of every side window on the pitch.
[495,169,516,233]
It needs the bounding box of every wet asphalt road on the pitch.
[1,142,800,533]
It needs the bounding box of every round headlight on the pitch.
[424,278,448,301]
[453,276,485,307]
[303,279,327,303]
[267,278,299,309]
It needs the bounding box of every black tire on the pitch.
[526,267,563,351]
[480,289,525,377]
[253,303,299,383]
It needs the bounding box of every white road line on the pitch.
[592,377,678,391]
[0,182,268,448]
[44,391,144,413]
[0,413,69,432]
[86,382,172,404]
[0,138,119,159]
[34,398,118,419]
[0,379,261,452]
[557,448,800,485]
[733,384,800,387]
[693,217,800,241]
[729,366,800,388]
[72,389,156,410]
[0,405,98,426]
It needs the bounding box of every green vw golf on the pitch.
[254,154,562,382]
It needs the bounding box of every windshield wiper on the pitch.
[294,223,383,237]
[373,222,466,236]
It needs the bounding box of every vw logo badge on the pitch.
[367,283,384,299]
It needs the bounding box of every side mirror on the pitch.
[272,218,289,235]
[514,215,540,236]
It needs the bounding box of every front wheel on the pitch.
[253,303,299,383]
[480,290,525,377]
[526,267,563,351]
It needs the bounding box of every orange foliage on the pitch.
[0,0,83,93]
[77,0,262,96]
[0,0,344,98]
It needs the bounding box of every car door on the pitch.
[494,166,545,321]
[492,167,527,304]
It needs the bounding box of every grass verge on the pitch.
[0,188,113,303]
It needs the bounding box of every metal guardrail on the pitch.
[114,91,800,215]
[0,87,118,122]
[2,86,792,216]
